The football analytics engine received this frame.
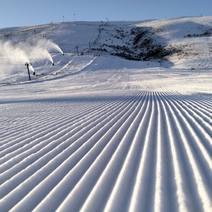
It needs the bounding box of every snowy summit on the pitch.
[0,16,212,212]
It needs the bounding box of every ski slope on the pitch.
[0,17,212,212]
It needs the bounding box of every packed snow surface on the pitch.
[0,16,212,212]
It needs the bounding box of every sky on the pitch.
[0,0,211,28]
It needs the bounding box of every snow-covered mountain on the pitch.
[0,17,212,212]
[1,16,212,84]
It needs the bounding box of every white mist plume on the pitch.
[28,40,54,63]
[35,39,64,54]
[2,41,29,64]
[0,38,62,77]
[0,41,30,76]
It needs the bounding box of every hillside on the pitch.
[0,17,212,212]
[1,16,212,85]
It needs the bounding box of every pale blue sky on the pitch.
[0,0,211,28]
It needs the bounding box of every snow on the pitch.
[0,17,212,212]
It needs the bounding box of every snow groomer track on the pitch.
[0,91,211,212]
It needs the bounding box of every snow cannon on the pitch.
[52,63,55,66]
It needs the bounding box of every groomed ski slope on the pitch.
[0,91,211,212]
[0,17,212,211]
[0,55,212,212]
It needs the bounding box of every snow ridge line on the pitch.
[0,99,121,174]
[179,98,212,124]
[0,97,121,160]
[9,92,146,210]
[103,93,152,211]
[0,93,144,211]
[0,91,211,212]
[161,93,212,211]
[125,93,157,211]
[168,93,212,140]
[160,94,188,212]
[0,94,138,181]
[154,93,163,212]
[164,93,212,170]
[0,97,117,150]
[55,93,148,211]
